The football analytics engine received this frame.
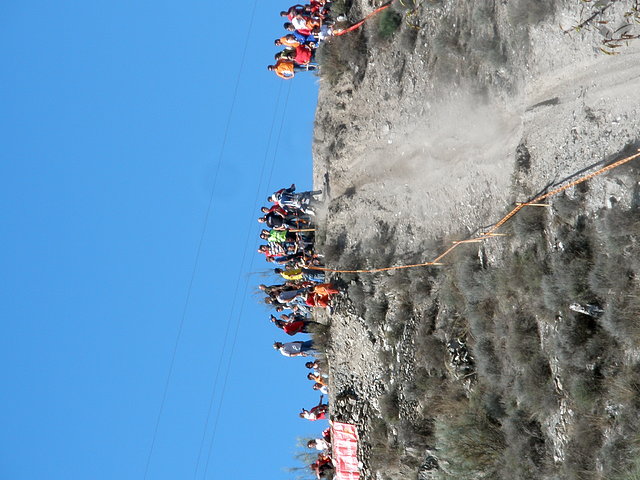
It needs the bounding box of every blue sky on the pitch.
[1,2,324,479]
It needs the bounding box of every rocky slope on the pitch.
[312,1,640,479]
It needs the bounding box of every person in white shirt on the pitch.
[313,382,329,395]
[308,438,330,451]
[273,340,316,357]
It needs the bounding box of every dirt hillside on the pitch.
[312,1,640,479]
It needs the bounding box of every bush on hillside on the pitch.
[377,9,402,40]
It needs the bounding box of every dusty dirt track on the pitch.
[311,1,640,479]
[314,2,640,250]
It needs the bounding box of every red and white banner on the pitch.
[332,422,360,480]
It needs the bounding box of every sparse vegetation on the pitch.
[329,0,354,17]
[327,162,640,480]
[377,9,402,40]
[307,322,331,353]
[379,387,400,422]
[611,454,640,480]
[567,0,640,54]
[316,31,368,85]
[433,403,506,479]
[312,1,640,478]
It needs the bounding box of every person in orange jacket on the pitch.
[267,58,318,79]
[274,34,301,48]
[268,59,296,79]
[294,44,314,65]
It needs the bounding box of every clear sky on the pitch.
[1,2,324,479]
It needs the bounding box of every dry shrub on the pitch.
[397,418,432,450]
[564,417,604,479]
[553,193,582,223]
[380,387,400,423]
[554,314,597,366]
[357,225,398,269]
[408,372,467,418]
[504,311,541,366]
[317,32,368,85]
[481,390,506,421]
[600,206,640,250]
[513,354,558,418]
[541,271,564,314]
[389,298,413,322]
[423,166,640,479]
[500,407,548,479]
[329,0,353,16]
[609,365,640,412]
[347,281,366,316]
[414,335,447,375]
[588,253,631,299]
[472,337,501,385]
[438,274,466,313]
[609,453,640,480]
[380,269,410,292]
[322,231,347,263]
[307,322,331,353]
[406,264,435,296]
[544,221,596,304]
[397,417,435,470]
[600,435,639,480]
[569,370,603,412]
[600,293,640,348]
[337,244,365,270]
[587,205,640,346]
[515,143,531,173]
[434,406,506,479]
[512,203,547,238]
[452,253,488,299]
[376,8,402,40]
[369,416,402,471]
[502,249,547,302]
[364,296,388,328]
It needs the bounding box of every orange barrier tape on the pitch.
[334,1,394,36]
[311,149,640,274]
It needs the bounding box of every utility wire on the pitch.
[200,81,293,480]
[191,81,284,480]
[142,0,260,477]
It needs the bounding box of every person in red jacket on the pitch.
[270,314,319,335]
[260,204,288,217]
[280,4,307,20]
[288,45,313,65]
[310,454,334,479]
[308,0,329,17]
[300,400,329,421]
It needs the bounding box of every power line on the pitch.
[142,1,261,477]
[200,81,293,480]
[191,80,284,480]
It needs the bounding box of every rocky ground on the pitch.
[311,1,640,479]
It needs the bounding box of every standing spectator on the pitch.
[273,340,317,357]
